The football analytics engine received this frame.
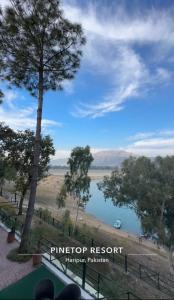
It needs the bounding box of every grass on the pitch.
[6,248,32,263]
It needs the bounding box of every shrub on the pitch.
[7,248,31,263]
[62,210,73,234]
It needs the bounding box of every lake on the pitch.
[86,181,142,235]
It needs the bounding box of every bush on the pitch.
[1,205,16,216]
[7,248,31,263]
[37,207,52,223]
[62,209,73,234]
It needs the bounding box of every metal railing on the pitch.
[40,238,141,300]
[1,192,174,298]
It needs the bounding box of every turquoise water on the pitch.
[86,181,142,235]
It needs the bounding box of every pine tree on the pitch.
[0,0,85,252]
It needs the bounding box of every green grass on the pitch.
[0,265,65,300]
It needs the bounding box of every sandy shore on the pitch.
[1,177,171,300]
[2,174,170,275]
[49,168,112,180]
[36,175,168,262]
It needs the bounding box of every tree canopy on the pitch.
[0,0,86,96]
[65,146,94,203]
[0,123,55,214]
[64,146,93,230]
[0,0,85,251]
[98,156,174,271]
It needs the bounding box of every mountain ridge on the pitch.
[51,150,134,167]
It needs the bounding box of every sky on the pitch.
[1,0,174,159]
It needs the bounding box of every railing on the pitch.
[0,207,23,233]
[34,208,174,298]
[40,238,141,300]
[0,208,141,300]
[1,192,174,298]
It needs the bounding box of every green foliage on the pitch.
[0,123,55,213]
[56,184,66,209]
[1,127,55,181]
[0,0,85,251]
[30,226,45,252]
[7,248,31,263]
[0,158,16,194]
[0,0,86,96]
[0,123,16,190]
[13,130,55,211]
[0,205,16,216]
[0,208,23,232]
[65,146,94,204]
[62,209,72,231]
[37,207,52,222]
[98,156,174,250]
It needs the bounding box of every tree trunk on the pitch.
[160,199,166,224]
[169,245,174,275]
[0,186,2,196]
[18,181,29,216]
[18,194,24,216]
[73,198,80,234]
[19,70,43,253]
[18,187,27,215]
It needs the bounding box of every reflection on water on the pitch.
[86,181,142,235]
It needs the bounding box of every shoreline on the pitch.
[36,174,165,253]
[3,174,167,261]
[1,175,170,276]
[49,169,112,180]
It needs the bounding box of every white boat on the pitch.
[113,219,122,229]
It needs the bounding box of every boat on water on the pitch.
[113,219,122,229]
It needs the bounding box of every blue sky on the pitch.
[1,0,174,159]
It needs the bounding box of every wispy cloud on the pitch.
[51,131,174,161]
[62,1,174,118]
[125,130,174,156]
[0,90,62,131]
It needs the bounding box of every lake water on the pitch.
[86,181,142,235]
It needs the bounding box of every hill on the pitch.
[51,150,133,168]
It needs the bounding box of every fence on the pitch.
[40,237,141,300]
[1,192,174,298]
[0,208,140,300]
[34,207,174,298]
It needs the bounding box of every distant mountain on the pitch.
[51,158,68,166]
[92,150,133,167]
[51,150,134,168]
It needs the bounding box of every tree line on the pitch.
[98,156,174,273]
[0,122,55,215]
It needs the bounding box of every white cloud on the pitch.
[52,132,174,161]
[74,46,149,118]
[128,132,156,141]
[0,0,9,8]
[0,89,62,131]
[62,80,74,94]
[1,1,174,119]
[62,1,174,118]
[125,130,174,156]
